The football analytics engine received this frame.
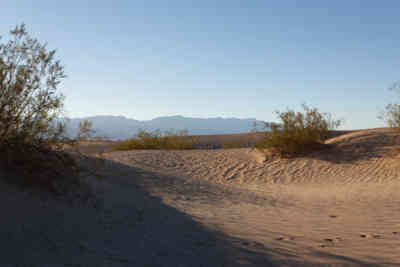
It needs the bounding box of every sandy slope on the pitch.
[100,128,400,266]
[2,128,400,266]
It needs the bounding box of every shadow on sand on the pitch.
[0,151,384,266]
[76,154,381,267]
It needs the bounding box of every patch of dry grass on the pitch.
[114,129,196,151]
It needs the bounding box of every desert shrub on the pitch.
[76,119,95,141]
[380,103,400,129]
[379,82,400,130]
[379,82,400,129]
[255,104,342,157]
[114,129,196,150]
[0,24,79,191]
[163,129,197,149]
[0,24,66,147]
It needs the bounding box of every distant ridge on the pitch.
[63,115,268,140]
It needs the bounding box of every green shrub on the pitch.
[255,104,342,157]
[114,129,196,151]
[0,24,80,192]
[0,24,66,147]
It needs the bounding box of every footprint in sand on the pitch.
[275,236,295,241]
[360,234,381,239]
[324,237,342,243]
[320,237,342,248]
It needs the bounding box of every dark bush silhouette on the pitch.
[255,104,342,157]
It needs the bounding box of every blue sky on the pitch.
[2,1,400,129]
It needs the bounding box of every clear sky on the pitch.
[2,1,400,129]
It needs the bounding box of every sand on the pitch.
[2,128,400,266]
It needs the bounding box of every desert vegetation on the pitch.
[112,130,267,151]
[193,132,263,149]
[0,24,66,146]
[255,104,342,157]
[379,82,400,131]
[0,24,80,191]
[114,129,196,150]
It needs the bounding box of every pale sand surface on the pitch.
[2,128,400,266]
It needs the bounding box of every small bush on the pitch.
[114,129,196,151]
[379,103,400,130]
[255,104,342,157]
[379,82,400,130]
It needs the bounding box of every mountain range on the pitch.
[63,115,267,140]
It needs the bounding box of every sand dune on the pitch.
[3,128,400,266]
[100,128,400,266]
[103,128,400,185]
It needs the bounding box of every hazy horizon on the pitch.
[63,115,268,139]
[2,1,400,129]
[65,114,262,121]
